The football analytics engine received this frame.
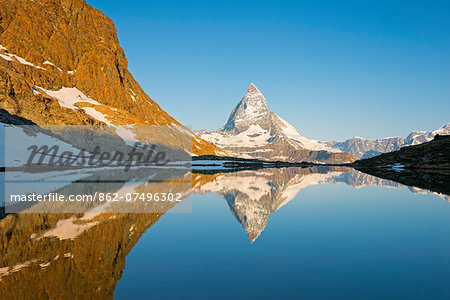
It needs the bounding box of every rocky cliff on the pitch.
[0,0,225,156]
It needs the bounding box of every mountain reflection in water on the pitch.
[0,166,448,299]
[194,167,448,242]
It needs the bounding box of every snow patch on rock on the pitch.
[0,44,45,69]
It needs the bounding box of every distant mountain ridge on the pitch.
[404,124,450,145]
[355,134,450,169]
[353,135,450,195]
[327,136,405,159]
[328,123,450,158]
[197,84,356,164]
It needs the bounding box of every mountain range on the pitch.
[1,0,447,164]
[196,84,356,164]
[197,84,449,161]
[326,123,450,158]
[355,134,450,170]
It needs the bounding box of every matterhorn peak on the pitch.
[198,83,358,163]
[247,83,261,94]
[220,83,270,132]
[242,83,269,110]
[247,230,263,243]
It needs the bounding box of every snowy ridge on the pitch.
[404,123,450,146]
[204,124,271,149]
[329,123,450,158]
[37,86,141,145]
[277,115,338,152]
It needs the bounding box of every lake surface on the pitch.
[0,167,449,299]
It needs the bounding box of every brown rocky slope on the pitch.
[0,0,225,156]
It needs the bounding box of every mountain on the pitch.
[354,134,450,170]
[328,136,405,159]
[196,84,356,163]
[0,0,225,156]
[195,83,447,161]
[404,123,450,146]
[328,123,450,159]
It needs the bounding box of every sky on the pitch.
[87,0,450,141]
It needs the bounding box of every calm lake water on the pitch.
[0,167,449,299]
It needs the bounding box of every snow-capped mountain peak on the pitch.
[247,83,262,94]
[197,84,356,163]
[436,123,450,133]
[221,83,270,132]
[404,123,450,146]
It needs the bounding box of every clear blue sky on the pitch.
[87,0,449,140]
